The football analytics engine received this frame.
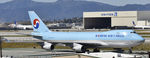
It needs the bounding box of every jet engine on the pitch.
[43,42,54,50]
[73,43,86,52]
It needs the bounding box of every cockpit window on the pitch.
[130,31,137,33]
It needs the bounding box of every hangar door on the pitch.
[84,17,111,29]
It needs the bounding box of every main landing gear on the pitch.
[129,47,133,53]
[93,48,100,52]
[84,48,100,54]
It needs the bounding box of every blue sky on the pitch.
[0,0,150,6]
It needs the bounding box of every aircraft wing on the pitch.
[46,40,108,48]
[3,33,44,43]
[15,33,32,36]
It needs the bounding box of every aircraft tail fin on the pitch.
[132,21,136,26]
[28,11,51,33]
[14,20,17,25]
[14,20,17,27]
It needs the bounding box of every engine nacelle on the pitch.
[73,43,86,52]
[43,42,54,50]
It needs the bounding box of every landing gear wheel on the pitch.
[129,49,132,53]
[86,50,90,54]
[81,46,86,53]
[129,47,133,53]
[93,48,100,52]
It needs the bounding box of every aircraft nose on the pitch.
[138,36,145,43]
[131,34,145,43]
[141,38,145,43]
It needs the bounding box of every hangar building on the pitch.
[83,11,150,29]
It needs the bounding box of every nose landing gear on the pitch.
[129,47,133,53]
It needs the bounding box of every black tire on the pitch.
[86,50,90,54]
[93,48,100,52]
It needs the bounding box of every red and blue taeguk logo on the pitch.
[33,19,40,29]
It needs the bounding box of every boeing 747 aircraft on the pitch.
[28,11,145,53]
